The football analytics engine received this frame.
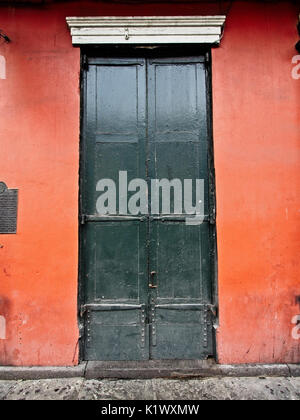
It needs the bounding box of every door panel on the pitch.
[85,305,149,361]
[148,58,207,143]
[150,222,212,303]
[155,223,203,300]
[95,65,140,143]
[81,51,215,361]
[147,57,213,359]
[83,59,146,216]
[82,58,148,360]
[94,222,146,301]
[150,306,212,360]
[149,222,214,359]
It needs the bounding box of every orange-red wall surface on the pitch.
[0,1,299,366]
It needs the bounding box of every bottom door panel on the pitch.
[150,305,214,360]
[84,305,149,361]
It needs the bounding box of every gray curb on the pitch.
[0,361,299,380]
[288,364,300,377]
[84,361,294,379]
[0,364,86,380]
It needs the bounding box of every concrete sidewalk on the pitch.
[0,377,300,400]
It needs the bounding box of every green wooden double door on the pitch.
[81,50,216,361]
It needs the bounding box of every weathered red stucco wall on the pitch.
[0,1,299,365]
[212,1,300,364]
[0,4,81,365]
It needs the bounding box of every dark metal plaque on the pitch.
[0,182,18,234]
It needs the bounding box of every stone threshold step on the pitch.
[0,361,299,380]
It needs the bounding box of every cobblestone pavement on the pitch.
[0,377,299,400]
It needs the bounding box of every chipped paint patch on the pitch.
[292,55,300,80]
[0,315,6,339]
[291,315,300,340]
[0,55,6,79]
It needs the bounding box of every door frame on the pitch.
[78,45,218,365]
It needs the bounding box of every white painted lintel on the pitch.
[66,16,226,45]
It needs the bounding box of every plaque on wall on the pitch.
[0,182,18,234]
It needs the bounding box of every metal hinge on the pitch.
[80,304,87,318]
[205,52,210,65]
[209,210,216,225]
[82,55,89,71]
[207,304,217,318]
